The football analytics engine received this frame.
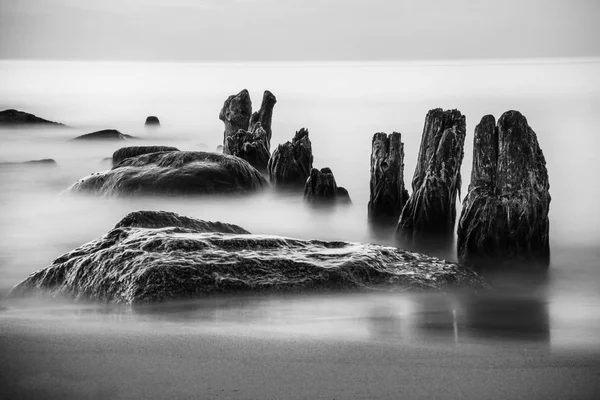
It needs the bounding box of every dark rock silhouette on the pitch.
[71,129,137,141]
[457,111,550,271]
[304,167,351,204]
[368,132,409,224]
[145,116,160,127]
[267,128,313,187]
[9,210,487,304]
[0,159,57,166]
[397,109,466,245]
[249,90,277,150]
[219,89,252,153]
[0,109,65,127]
[225,127,270,173]
[112,146,179,165]
[64,151,267,196]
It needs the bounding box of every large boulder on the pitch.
[0,109,65,127]
[304,167,351,204]
[457,111,550,271]
[397,109,466,244]
[267,128,313,188]
[145,116,160,127]
[64,151,267,196]
[224,127,270,173]
[248,90,277,150]
[368,132,409,224]
[9,210,487,304]
[71,129,137,141]
[112,146,179,165]
[219,89,252,153]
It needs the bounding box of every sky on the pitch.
[0,0,599,61]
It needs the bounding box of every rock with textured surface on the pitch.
[0,109,65,127]
[9,210,487,304]
[112,146,179,165]
[249,90,277,150]
[71,129,137,141]
[64,151,267,196]
[304,167,351,204]
[145,116,160,127]
[457,111,550,271]
[225,127,270,173]
[267,128,313,188]
[219,89,252,153]
[397,109,466,243]
[368,132,409,224]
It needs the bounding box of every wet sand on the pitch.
[1,313,599,400]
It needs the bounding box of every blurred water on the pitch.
[0,59,599,350]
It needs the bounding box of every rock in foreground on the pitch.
[112,146,179,165]
[457,111,550,271]
[71,129,137,141]
[9,211,487,304]
[64,151,267,196]
[0,109,65,127]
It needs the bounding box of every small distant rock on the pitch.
[304,167,351,204]
[0,109,65,127]
[145,116,160,127]
[71,129,137,141]
[0,159,57,166]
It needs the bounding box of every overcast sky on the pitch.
[0,0,598,61]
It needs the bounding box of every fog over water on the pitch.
[1,59,600,351]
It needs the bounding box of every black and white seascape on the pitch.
[1,1,599,399]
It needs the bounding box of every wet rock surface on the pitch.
[267,128,313,187]
[219,89,252,153]
[71,129,137,141]
[397,109,466,243]
[64,151,267,196]
[368,132,409,224]
[225,127,270,173]
[112,146,179,165]
[457,111,551,271]
[0,109,65,126]
[9,211,487,304]
[304,167,351,204]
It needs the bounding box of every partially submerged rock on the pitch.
[397,109,466,243]
[0,159,57,166]
[145,116,160,127]
[112,146,179,165]
[64,151,267,196]
[71,129,137,141]
[0,109,65,127]
[457,111,550,271]
[267,128,313,188]
[304,167,351,204]
[9,211,487,304]
[368,132,409,224]
[219,89,252,153]
[249,90,277,150]
[225,127,270,173]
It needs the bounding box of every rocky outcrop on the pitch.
[0,159,57,166]
[112,146,179,165]
[145,116,160,127]
[249,90,277,150]
[368,132,409,224]
[9,210,487,304]
[267,128,313,187]
[457,111,550,271]
[71,129,137,141]
[64,151,267,196]
[225,127,270,173]
[219,89,252,153]
[397,109,466,243]
[304,167,351,204]
[0,109,65,127]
